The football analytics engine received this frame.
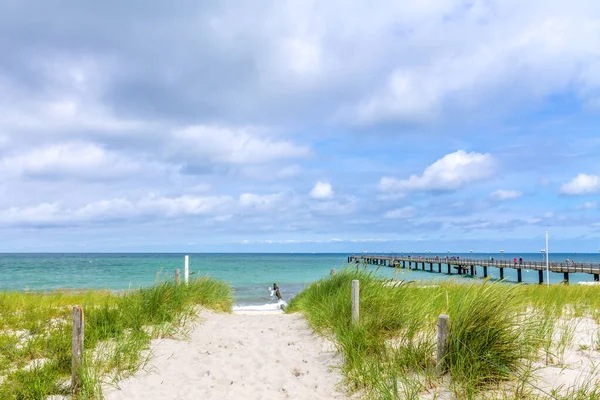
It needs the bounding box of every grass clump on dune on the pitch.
[0,276,231,399]
[288,266,600,399]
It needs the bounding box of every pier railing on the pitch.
[348,255,600,282]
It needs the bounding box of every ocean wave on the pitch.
[233,300,287,312]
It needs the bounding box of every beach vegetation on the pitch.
[0,275,232,399]
[287,266,600,399]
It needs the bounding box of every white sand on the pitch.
[104,310,349,400]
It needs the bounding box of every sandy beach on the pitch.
[104,310,348,400]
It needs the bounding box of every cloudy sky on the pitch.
[2,0,600,252]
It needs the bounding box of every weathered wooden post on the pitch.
[483,266,488,277]
[175,269,181,285]
[72,306,84,393]
[184,255,189,284]
[563,272,569,284]
[352,280,359,325]
[499,267,504,279]
[331,268,336,277]
[517,268,522,283]
[538,269,544,284]
[437,314,449,374]
[595,274,599,282]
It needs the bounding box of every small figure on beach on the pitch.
[514,257,517,265]
[273,283,282,301]
[519,257,523,265]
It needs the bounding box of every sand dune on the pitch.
[105,310,348,400]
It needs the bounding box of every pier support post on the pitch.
[447,264,451,274]
[500,268,504,280]
[538,269,544,284]
[175,269,181,285]
[352,280,359,325]
[438,263,442,273]
[429,263,433,272]
[470,265,475,276]
[422,262,425,271]
[331,268,336,277]
[563,272,568,284]
[72,306,84,394]
[595,274,599,282]
[517,269,522,283]
[402,260,406,268]
[437,314,450,374]
[483,266,487,278]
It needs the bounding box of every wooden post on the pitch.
[595,274,599,282]
[437,314,450,373]
[538,269,544,284]
[483,266,488,277]
[470,265,475,276]
[352,280,359,325]
[72,306,84,393]
[563,272,569,284]
[331,268,336,277]
[517,268,522,283]
[175,269,181,285]
[499,268,504,279]
[438,263,442,273]
[184,255,189,284]
[447,263,451,274]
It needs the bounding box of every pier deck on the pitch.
[348,255,600,283]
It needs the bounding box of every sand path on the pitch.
[104,310,348,400]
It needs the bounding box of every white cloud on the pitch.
[0,142,142,179]
[384,206,416,219]
[172,126,311,165]
[0,195,233,226]
[239,192,290,211]
[310,197,356,216]
[577,201,597,210]
[559,174,600,195]
[347,1,600,124]
[379,150,494,193]
[490,189,523,201]
[310,182,334,199]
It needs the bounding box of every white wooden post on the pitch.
[352,280,359,324]
[184,255,189,284]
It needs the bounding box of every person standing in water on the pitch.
[273,283,282,301]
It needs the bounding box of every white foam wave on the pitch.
[233,300,288,312]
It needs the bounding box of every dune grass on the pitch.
[287,266,600,399]
[0,276,232,399]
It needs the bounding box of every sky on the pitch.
[1,0,600,253]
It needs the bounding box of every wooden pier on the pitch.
[347,255,600,284]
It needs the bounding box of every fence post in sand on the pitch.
[184,255,189,284]
[175,269,181,285]
[352,280,359,325]
[437,314,449,374]
[72,306,84,394]
[331,268,336,277]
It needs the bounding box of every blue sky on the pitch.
[1,0,600,253]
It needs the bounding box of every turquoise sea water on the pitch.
[1,253,599,307]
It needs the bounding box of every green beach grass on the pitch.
[0,276,232,399]
[287,266,600,399]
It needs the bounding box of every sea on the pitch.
[1,253,599,310]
